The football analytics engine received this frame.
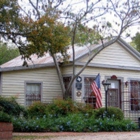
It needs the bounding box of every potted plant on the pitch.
[0,111,13,140]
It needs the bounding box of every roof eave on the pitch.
[0,63,55,72]
[75,62,140,71]
[117,38,140,61]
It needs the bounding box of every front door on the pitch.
[107,79,121,108]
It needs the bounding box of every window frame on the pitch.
[24,81,42,106]
[83,76,95,97]
[129,79,140,111]
[63,75,73,99]
[83,75,96,108]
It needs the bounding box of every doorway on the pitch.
[107,79,121,108]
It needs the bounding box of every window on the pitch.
[130,80,140,111]
[25,83,41,106]
[63,76,72,98]
[84,77,94,96]
[107,79,120,108]
[84,77,96,108]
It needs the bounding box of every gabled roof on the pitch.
[117,38,140,61]
[0,38,140,72]
[75,37,140,62]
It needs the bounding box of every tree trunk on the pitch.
[52,54,66,98]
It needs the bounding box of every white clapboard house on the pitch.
[0,38,140,122]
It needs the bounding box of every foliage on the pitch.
[0,111,12,123]
[45,99,78,116]
[12,112,137,132]
[0,0,20,39]
[94,107,124,121]
[131,32,140,52]
[27,101,47,118]
[73,25,101,46]
[11,99,137,132]
[26,99,93,118]
[12,116,47,132]
[0,96,25,117]
[23,17,70,61]
[45,99,94,117]
[0,42,19,65]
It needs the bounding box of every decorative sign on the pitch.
[76,76,82,82]
[77,91,81,97]
[76,82,82,90]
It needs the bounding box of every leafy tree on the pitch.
[0,42,19,65]
[0,0,20,40]
[0,0,140,98]
[131,32,140,52]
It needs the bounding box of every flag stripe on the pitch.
[91,74,102,108]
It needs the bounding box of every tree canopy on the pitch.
[131,32,140,52]
[0,42,19,65]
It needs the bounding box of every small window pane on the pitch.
[84,77,94,96]
[63,76,72,98]
[84,77,96,108]
[130,80,140,111]
[26,83,41,106]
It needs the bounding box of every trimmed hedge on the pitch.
[26,101,47,118]
[0,111,12,123]
[12,113,138,132]
[26,99,94,118]
[0,96,25,117]
[0,97,136,132]
[94,107,124,120]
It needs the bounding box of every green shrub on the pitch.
[12,111,137,132]
[53,113,87,132]
[27,101,47,118]
[93,118,138,131]
[94,107,124,120]
[45,99,94,117]
[45,99,78,116]
[12,116,47,132]
[74,102,94,115]
[0,111,12,123]
[0,96,25,117]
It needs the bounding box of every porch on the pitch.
[84,81,140,124]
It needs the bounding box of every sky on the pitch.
[16,0,140,43]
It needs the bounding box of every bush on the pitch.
[93,118,138,131]
[52,113,87,132]
[27,101,47,118]
[45,99,94,117]
[0,111,12,123]
[24,99,94,118]
[0,96,25,117]
[94,107,124,120]
[45,99,78,116]
[12,116,47,132]
[12,112,138,132]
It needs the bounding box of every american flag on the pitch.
[91,74,102,108]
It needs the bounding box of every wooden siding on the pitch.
[74,66,140,122]
[1,67,62,105]
[61,66,73,75]
[74,66,140,103]
[80,42,140,67]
